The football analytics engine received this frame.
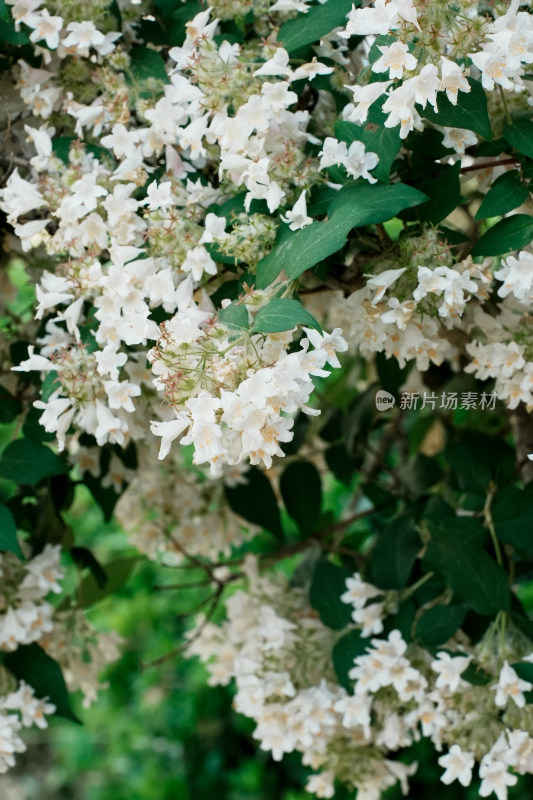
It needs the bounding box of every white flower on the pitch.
[352,601,385,637]
[0,169,47,221]
[318,137,348,169]
[441,127,477,155]
[438,745,475,787]
[306,771,335,798]
[440,58,470,104]
[199,213,229,244]
[372,42,417,79]
[291,58,333,81]
[493,661,532,708]
[479,756,517,800]
[494,251,533,302]
[280,191,313,230]
[150,417,190,459]
[431,651,471,692]
[340,0,399,37]
[366,267,406,303]
[344,141,379,182]
[181,246,218,282]
[142,181,173,211]
[104,380,141,413]
[254,48,292,77]
[28,8,63,48]
[62,20,105,55]
[18,544,64,597]
[340,573,381,608]
[344,80,392,124]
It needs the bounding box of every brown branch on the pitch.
[460,158,518,174]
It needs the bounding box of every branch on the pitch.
[460,157,518,174]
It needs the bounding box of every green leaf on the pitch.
[325,443,359,485]
[22,406,56,443]
[84,472,119,522]
[0,503,23,557]
[415,604,466,647]
[475,170,529,220]
[471,214,533,256]
[309,558,353,630]
[4,644,80,723]
[335,112,402,184]
[403,454,443,499]
[280,461,322,533]
[445,432,515,493]
[225,467,283,540]
[278,0,353,52]
[512,661,533,683]
[421,78,492,141]
[128,46,169,85]
[0,16,29,44]
[332,629,367,690]
[70,547,107,589]
[78,557,140,608]
[0,439,68,484]
[218,302,249,330]
[256,183,427,288]
[425,519,510,615]
[375,352,410,397]
[250,298,321,333]
[503,119,533,159]
[417,162,462,224]
[491,485,533,550]
[369,514,421,590]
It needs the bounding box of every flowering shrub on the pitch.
[2,0,533,796]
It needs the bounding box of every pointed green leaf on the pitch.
[417,162,463,224]
[280,461,322,533]
[218,302,249,330]
[0,438,68,484]
[250,298,321,333]
[471,214,533,256]
[257,183,427,288]
[78,557,140,608]
[415,604,466,647]
[503,119,533,159]
[309,559,353,630]
[278,0,353,52]
[225,467,283,540]
[421,78,492,140]
[475,170,529,219]
[4,644,80,723]
[0,504,23,558]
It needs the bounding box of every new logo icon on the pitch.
[375,390,396,411]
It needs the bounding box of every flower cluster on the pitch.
[0,676,56,774]
[0,545,64,652]
[115,445,254,563]
[0,544,120,768]
[189,563,533,800]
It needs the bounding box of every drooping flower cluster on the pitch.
[0,545,64,652]
[189,562,533,800]
[340,0,533,139]
[0,676,56,774]
[115,444,255,563]
[0,544,121,767]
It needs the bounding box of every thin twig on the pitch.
[460,158,518,174]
